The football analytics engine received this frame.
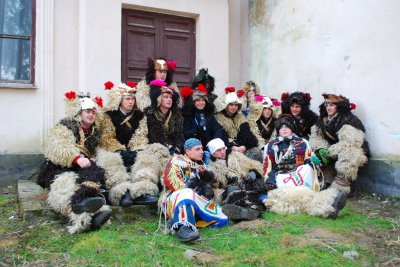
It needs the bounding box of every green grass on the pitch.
[0,188,397,266]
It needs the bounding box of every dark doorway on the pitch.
[122,9,196,87]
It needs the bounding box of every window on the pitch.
[0,0,35,86]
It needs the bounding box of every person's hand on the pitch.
[77,158,91,168]
[311,155,321,165]
[238,146,246,153]
[231,146,240,152]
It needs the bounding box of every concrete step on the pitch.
[17,180,158,223]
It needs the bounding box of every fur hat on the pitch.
[274,114,297,132]
[64,91,103,118]
[144,57,176,85]
[318,93,356,117]
[223,87,244,107]
[281,91,313,115]
[103,81,137,111]
[192,68,215,95]
[149,79,179,109]
[241,80,261,95]
[259,95,282,118]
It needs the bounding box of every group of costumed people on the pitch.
[37,57,369,242]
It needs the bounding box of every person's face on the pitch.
[247,89,255,99]
[290,103,302,117]
[160,93,173,109]
[120,95,135,113]
[212,147,227,159]
[186,145,204,161]
[226,103,239,115]
[80,109,96,127]
[155,69,167,81]
[279,124,293,137]
[325,102,338,117]
[194,97,206,110]
[262,107,272,118]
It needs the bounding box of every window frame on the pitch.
[0,0,36,89]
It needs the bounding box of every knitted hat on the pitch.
[103,81,137,111]
[274,114,296,132]
[207,138,226,155]
[64,91,103,117]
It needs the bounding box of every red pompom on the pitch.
[167,60,177,71]
[104,81,114,90]
[197,84,208,94]
[350,103,356,110]
[281,92,289,101]
[65,91,76,100]
[304,93,312,101]
[225,87,235,93]
[237,90,245,97]
[127,81,136,88]
[181,86,194,99]
[94,96,103,108]
[255,95,264,102]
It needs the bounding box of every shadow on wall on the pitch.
[0,154,44,187]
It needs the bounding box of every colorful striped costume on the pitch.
[160,155,228,232]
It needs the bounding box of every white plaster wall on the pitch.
[0,0,230,153]
[246,0,400,157]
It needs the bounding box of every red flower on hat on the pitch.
[281,92,289,101]
[255,95,264,102]
[65,91,76,100]
[167,60,177,71]
[181,86,194,99]
[197,84,208,94]
[94,97,103,108]
[225,87,235,93]
[104,81,114,90]
[149,79,167,87]
[350,103,356,110]
[304,93,312,101]
[272,98,281,106]
[127,81,136,88]
[237,90,245,97]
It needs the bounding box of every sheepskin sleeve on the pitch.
[99,113,125,152]
[128,116,149,150]
[328,124,366,158]
[309,125,330,151]
[44,124,81,168]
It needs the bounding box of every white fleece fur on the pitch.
[47,172,79,216]
[95,149,129,189]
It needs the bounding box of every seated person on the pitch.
[182,83,227,149]
[263,115,347,219]
[206,138,265,221]
[37,91,111,234]
[214,87,262,162]
[97,81,158,207]
[309,94,369,194]
[160,138,228,242]
[280,91,318,139]
[256,96,281,145]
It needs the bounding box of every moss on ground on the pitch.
[1,185,399,266]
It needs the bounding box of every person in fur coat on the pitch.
[263,115,347,219]
[255,96,281,146]
[37,91,111,234]
[160,138,228,242]
[96,81,158,207]
[181,83,227,149]
[309,94,369,194]
[135,57,181,111]
[281,91,318,139]
[240,80,261,117]
[125,80,184,197]
[214,87,262,162]
[206,138,266,221]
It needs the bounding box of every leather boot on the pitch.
[132,194,158,205]
[175,225,200,242]
[222,204,259,221]
[90,210,112,231]
[328,191,347,219]
[71,197,105,214]
[120,190,134,207]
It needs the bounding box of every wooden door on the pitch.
[122,9,196,87]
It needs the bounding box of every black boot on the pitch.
[328,191,347,219]
[120,190,134,207]
[131,194,158,205]
[71,197,105,214]
[90,210,112,231]
[175,225,200,242]
[222,204,259,221]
